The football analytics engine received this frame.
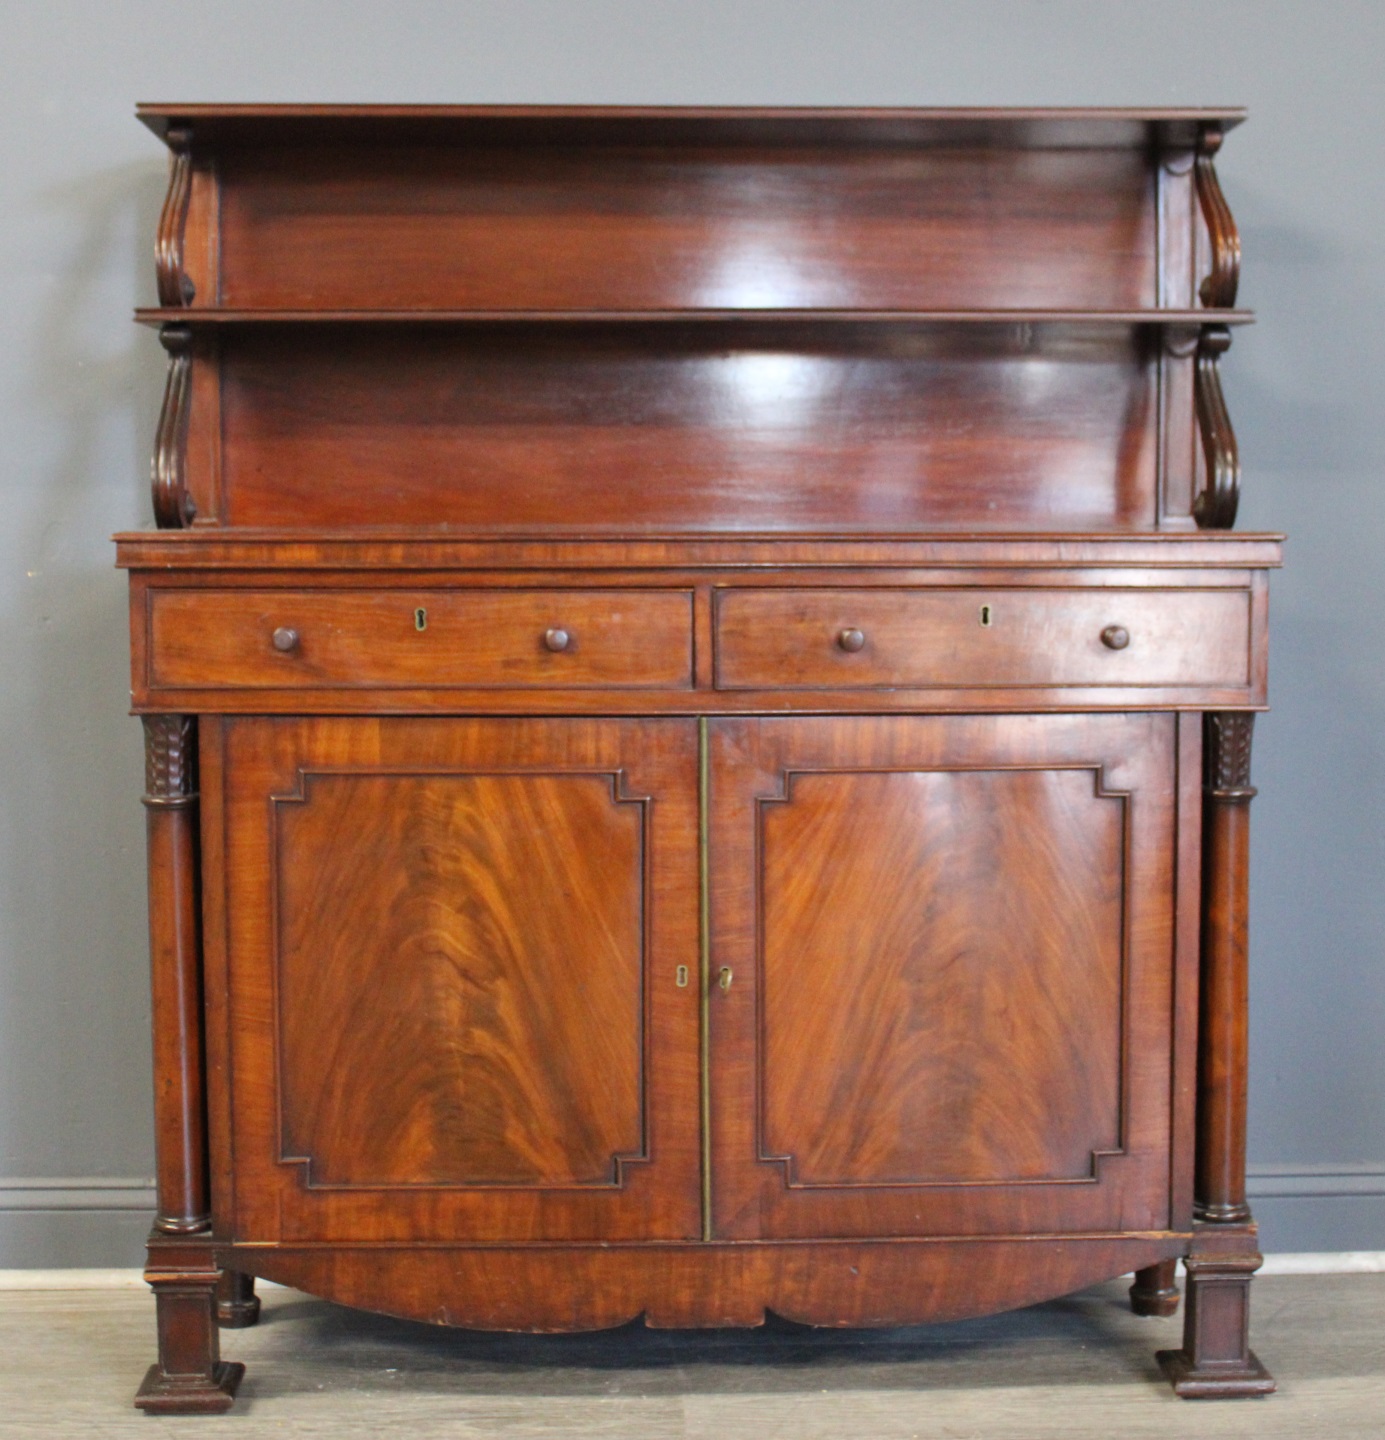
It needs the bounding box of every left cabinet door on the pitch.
[203,716,701,1243]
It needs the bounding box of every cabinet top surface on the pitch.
[136,103,1245,146]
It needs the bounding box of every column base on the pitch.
[1157,1347,1275,1399]
[134,1361,245,1414]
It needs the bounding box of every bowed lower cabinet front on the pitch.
[121,105,1278,1412]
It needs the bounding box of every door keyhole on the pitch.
[979,605,993,627]
[414,607,428,631]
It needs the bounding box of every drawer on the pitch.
[147,589,693,689]
[714,587,1251,690]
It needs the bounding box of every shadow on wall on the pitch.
[1230,180,1385,1237]
[0,153,168,1216]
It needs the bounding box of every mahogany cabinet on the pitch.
[119,106,1279,1410]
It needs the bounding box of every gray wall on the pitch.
[2,0,1381,1265]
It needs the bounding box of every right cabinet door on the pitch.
[707,713,1196,1240]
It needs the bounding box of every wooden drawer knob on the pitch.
[837,627,866,653]
[271,626,300,653]
[1101,625,1130,651]
[543,627,572,653]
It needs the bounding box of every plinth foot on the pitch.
[1157,1347,1275,1399]
[134,1360,244,1414]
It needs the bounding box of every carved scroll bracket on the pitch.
[156,125,196,306]
[1193,325,1240,529]
[1195,124,1241,308]
[152,325,196,529]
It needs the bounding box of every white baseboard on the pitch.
[1246,1164,1385,1199]
[0,1178,155,1211]
[0,1256,1381,1289]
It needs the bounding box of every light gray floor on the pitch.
[1,1274,1381,1437]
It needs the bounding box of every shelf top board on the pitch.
[136,103,1245,150]
[134,307,1255,328]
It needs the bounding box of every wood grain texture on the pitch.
[213,143,1156,313]
[274,770,645,1188]
[758,766,1124,1187]
[215,717,701,1243]
[147,587,693,690]
[714,586,1251,690]
[121,107,1273,1402]
[228,1236,1189,1332]
[707,714,1181,1241]
[141,716,210,1236]
[115,531,1286,572]
[214,325,1158,531]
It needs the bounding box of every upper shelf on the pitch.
[136,103,1245,150]
[147,105,1246,315]
[135,307,1254,328]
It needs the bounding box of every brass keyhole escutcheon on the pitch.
[414,607,427,631]
[675,965,689,988]
[718,966,733,992]
[980,604,993,627]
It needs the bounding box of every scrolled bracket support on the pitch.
[1195,124,1241,309]
[156,125,196,306]
[1193,325,1240,529]
[152,324,196,528]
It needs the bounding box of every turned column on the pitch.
[135,714,244,1413]
[1157,711,1275,1397]
[142,714,209,1235]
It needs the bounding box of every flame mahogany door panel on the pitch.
[707,713,1188,1240]
[213,715,700,1243]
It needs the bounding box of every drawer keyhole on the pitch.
[414,607,427,632]
[980,605,993,627]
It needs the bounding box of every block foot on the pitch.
[134,1360,244,1414]
[1157,1347,1275,1398]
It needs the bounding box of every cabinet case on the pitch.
[119,106,1279,1411]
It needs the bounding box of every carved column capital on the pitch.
[1204,712,1256,801]
[143,715,198,808]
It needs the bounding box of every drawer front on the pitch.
[148,589,693,689]
[715,587,1251,690]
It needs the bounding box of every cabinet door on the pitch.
[210,717,700,1243]
[707,714,1194,1240]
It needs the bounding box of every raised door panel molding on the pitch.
[707,713,1186,1241]
[272,770,646,1189]
[217,716,701,1244]
[759,765,1125,1188]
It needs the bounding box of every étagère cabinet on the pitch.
[120,105,1279,1411]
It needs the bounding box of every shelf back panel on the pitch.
[213,325,1158,531]
[212,144,1157,313]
